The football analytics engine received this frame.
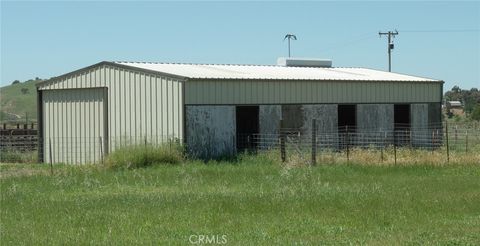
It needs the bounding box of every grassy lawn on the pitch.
[1,158,479,245]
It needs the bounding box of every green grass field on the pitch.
[1,158,479,245]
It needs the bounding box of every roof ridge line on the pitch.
[114,61,381,69]
[114,61,287,67]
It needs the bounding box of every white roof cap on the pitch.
[277,57,332,67]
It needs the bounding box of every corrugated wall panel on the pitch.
[42,88,105,164]
[184,80,442,105]
[169,79,175,137]
[39,64,185,164]
[153,76,159,141]
[161,77,168,137]
[146,76,152,139]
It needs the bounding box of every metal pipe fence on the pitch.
[237,122,480,165]
[0,135,182,164]
[1,122,479,164]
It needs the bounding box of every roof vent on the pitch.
[277,57,332,68]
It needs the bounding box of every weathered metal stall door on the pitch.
[42,88,107,164]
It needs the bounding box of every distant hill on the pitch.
[0,79,42,122]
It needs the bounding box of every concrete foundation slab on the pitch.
[259,105,282,149]
[186,105,236,158]
[281,105,304,129]
[281,104,338,148]
[302,105,338,148]
[357,104,394,132]
[357,104,394,145]
[411,103,429,147]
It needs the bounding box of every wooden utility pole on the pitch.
[379,30,399,72]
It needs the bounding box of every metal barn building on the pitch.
[37,59,443,163]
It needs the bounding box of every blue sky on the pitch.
[1,1,479,91]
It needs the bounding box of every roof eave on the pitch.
[187,77,443,83]
[36,61,189,88]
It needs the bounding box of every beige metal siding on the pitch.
[39,64,184,163]
[43,88,105,164]
[184,80,442,105]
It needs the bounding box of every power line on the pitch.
[400,29,479,33]
[319,33,376,53]
[379,30,399,72]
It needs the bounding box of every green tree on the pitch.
[452,85,461,93]
[11,80,20,85]
[470,104,480,121]
[444,86,480,114]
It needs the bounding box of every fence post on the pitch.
[346,126,349,163]
[280,120,286,162]
[311,119,317,166]
[409,129,412,149]
[99,137,104,166]
[465,130,468,153]
[445,121,450,163]
[436,129,440,148]
[454,125,458,145]
[298,132,302,149]
[381,131,385,162]
[232,134,236,155]
[393,130,397,165]
[49,138,53,175]
[431,130,435,152]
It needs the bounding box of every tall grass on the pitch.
[266,146,480,167]
[321,146,480,166]
[1,161,479,245]
[0,150,37,163]
[105,143,183,169]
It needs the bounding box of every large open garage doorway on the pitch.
[338,105,357,148]
[236,106,259,151]
[394,104,411,145]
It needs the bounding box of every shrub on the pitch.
[0,151,23,163]
[105,143,183,169]
[470,104,480,121]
